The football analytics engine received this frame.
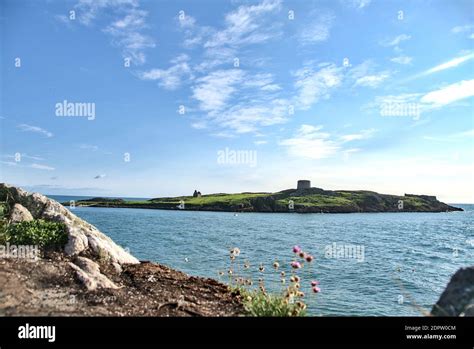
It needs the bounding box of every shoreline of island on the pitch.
[61,180,463,214]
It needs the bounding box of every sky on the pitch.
[0,0,473,202]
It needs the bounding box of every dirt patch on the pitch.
[0,254,244,317]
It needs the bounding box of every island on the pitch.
[63,180,463,213]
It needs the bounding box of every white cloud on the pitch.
[371,80,474,116]
[204,0,282,48]
[31,163,55,171]
[280,125,375,159]
[381,34,411,47]
[75,0,139,25]
[79,144,99,151]
[423,52,474,75]
[354,72,390,87]
[293,63,343,109]
[341,0,371,9]
[349,60,391,88]
[190,69,289,134]
[420,80,474,107]
[451,24,473,35]
[17,124,53,138]
[138,54,192,90]
[5,153,44,161]
[215,100,289,134]
[340,129,376,142]
[192,69,245,113]
[299,12,335,45]
[391,55,413,65]
[280,125,339,159]
[104,9,155,65]
[1,161,18,167]
[62,1,154,65]
[178,13,196,29]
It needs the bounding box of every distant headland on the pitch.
[63,180,463,213]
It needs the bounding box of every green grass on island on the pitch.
[62,187,463,213]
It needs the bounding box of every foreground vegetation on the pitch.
[221,246,320,317]
[0,201,68,249]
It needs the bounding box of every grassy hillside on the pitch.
[63,187,463,213]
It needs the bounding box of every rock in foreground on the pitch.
[0,253,243,316]
[0,184,243,316]
[432,266,474,316]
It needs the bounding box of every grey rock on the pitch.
[8,203,34,224]
[432,266,474,316]
[0,183,139,265]
[69,257,119,291]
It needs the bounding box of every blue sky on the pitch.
[1,0,473,202]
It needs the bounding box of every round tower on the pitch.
[297,180,311,190]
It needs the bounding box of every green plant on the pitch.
[0,220,7,245]
[4,219,68,249]
[236,286,307,317]
[220,246,320,317]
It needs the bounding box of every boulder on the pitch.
[432,266,474,316]
[69,256,119,291]
[8,203,34,224]
[0,183,139,265]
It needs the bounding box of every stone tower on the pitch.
[297,180,311,190]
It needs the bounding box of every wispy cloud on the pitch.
[280,125,339,159]
[419,80,474,107]
[422,52,474,75]
[190,68,289,134]
[192,69,245,113]
[340,129,377,142]
[17,124,53,138]
[451,24,474,39]
[381,34,411,47]
[341,0,371,9]
[298,11,335,45]
[293,63,343,109]
[61,0,154,65]
[349,60,391,88]
[280,125,376,159]
[138,54,193,90]
[371,79,474,116]
[79,144,99,151]
[354,72,391,87]
[179,0,283,71]
[31,163,55,171]
[391,55,413,65]
[204,0,282,48]
[5,153,44,161]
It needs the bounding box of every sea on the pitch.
[48,195,474,316]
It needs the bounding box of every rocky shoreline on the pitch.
[0,183,243,316]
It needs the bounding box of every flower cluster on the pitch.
[218,245,321,316]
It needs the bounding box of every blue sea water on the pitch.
[48,195,474,316]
